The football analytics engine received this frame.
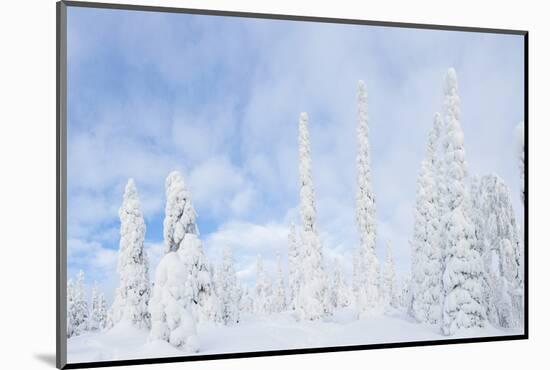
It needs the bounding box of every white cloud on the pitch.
[67,238,119,303]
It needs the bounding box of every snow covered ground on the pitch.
[67,308,522,364]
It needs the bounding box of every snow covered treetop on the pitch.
[358,80,367,95]
[120,178,142,216]
[164,171,199,254]
[357,80,368,123]
[445,68,458,95]
[427,113,442,159]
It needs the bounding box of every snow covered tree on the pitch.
[410,113,444,324]
[398,274,413,310]
[470,174,523,328]
[67,270,89,337]
[272,254,287,313]
[163,171,199,254]
[239,286,254,315]
[440,68,485,335]
[328,259,351,309]
[109,179,151,329]
[217,247,240,325]
[516,121,524,205]
[254,256,273,315]
[287,223,300,311]
[148,240,199,352]
[89,283,107,331]
[381,240,398,311]
[149,171,219,352]
[66,279,76,338]
[354,80,381,317]
[164,171,219,323]
[295,112,329,320]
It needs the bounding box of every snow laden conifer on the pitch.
[470,175,523,328]
[254,256,273,315]
[287,223,300,311]
[440,68,485,335]
[149,171,219,352]
[66,279,76,338]
[295,112,329,320]
[217,247,240,325]
[67,270,89,337]
[399,274,413,310]
[109,179,151,329]
[328,259,351,309]
[239,286,254,315]
[353,80,381,317]
[89,283,108,331]
[272,254,287,313]
[410,113,444,324]
[381,240,398,311]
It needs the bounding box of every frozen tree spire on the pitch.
[217,247,240,325]
[67,270,89,337]
[66,279,75,338]
[354,80,381,316]
[149,171,219,352]
[164,171,199,254]
[381,240,398,311]
[239,286,254,314]
[254,255,273,315]
[287,223,300,310]
[296,112,328,320]
[298,112,318,233]
[272,254,287,313]
[328,259,351,309]
[355,80,377,255]
[410,113,444,324]
[89,283,107,331]
[440,68,485,335]
[470,175,523,328]
[109,179,151,329]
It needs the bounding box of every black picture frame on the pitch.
[56,1,529,368]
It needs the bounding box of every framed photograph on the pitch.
[56,1,528,368]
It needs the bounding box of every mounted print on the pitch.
[56,1,528,368]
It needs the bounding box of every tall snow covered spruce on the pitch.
[109,179,151,329]
[89,283,108,331]
[216,247,240,325]
[67,270,89,338]
[254,255,273,315]
[287,223,300,311]
[470,175,523,328]
[295,112,329,320]
[329,259,351,309]
[410,113,444,324]
[440,68,485,335]
[149,171,219,352]
[353,80,381,317]
[272,254,287,313]
[381,240,398,311]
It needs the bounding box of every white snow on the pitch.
[67,309,522,364]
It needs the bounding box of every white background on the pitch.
[0,0,545,369]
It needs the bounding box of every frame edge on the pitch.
[57,1,68,369]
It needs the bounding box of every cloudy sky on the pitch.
[66,6,525,302]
